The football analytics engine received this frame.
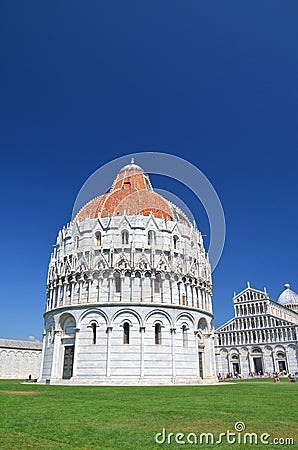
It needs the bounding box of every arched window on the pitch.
[198,318,208,333]
[123,180,131,189]
[252,347,262,353]
[114,272,121,293]
[91,322,97,344]
[121,230,129,245]
[123,322,130,344]
[173,235,179,250]
[182,325,188,347]
[148,230,156,246]
[155,323,161,344]
[155,273,161,294]
[95,231,101,247]
[182,293,186,306]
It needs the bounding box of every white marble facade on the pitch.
[40,161,216,384]
[215,283,298,377]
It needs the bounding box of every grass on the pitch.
[0,378,296,449]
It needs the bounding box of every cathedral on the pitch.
[215,283,298,377]
[40,159,216,384]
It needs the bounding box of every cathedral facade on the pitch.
[40,160,216,384]
[215,283,298,377]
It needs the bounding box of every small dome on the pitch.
[278,282,298,306]
[73,158,177,222]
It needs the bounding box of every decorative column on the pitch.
[194,286,198,308]
[51,330,62,380]
[78,274,85,304]
[106,326,113,377]
[49,283,53,310]
[87,273,93,303]
[184,278,189,306]
[267,329,270,342]
[131,272,135,302]
[46,288,50,311]
[239,349,248,376]
[177,282,181,305]
[271,350,276,372]
[97,274,103,302]
[262,350,267,373]
[39,332,47,380]
[248,350,253,375]
[57,278,62,307]
[62,278,68,307]
[194,332,201,378]
[108,273,114,302]
[208,292,212,312]
[227,351,231,374]
[160,274,164,303]
[150,274,154,302]
[170,327,176,382]
[70,275,76,304]
[140,326,145,379]
[140,274,144,302]
[72,327,80,378]
[151,274,155,303]
[52,282,57,309]
[121,274,125,302]
[169,278,173,304]
[285,349,291,373]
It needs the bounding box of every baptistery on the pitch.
[40,159,216,384]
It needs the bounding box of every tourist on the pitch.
[273,372,280,382]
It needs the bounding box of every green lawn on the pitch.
[0,379,296,449]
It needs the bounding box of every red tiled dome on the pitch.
[73,159,174,222]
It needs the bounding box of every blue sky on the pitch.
[0,1,297,340]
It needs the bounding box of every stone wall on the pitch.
[0,339,42,379]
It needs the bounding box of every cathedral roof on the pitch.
[278,283,298,306]
[73,158,189,224]
[0,338,42,350]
